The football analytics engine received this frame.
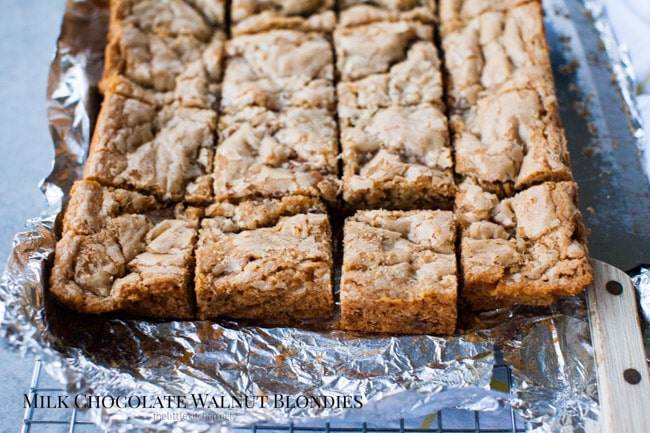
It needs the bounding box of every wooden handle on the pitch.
[587,259,650,432]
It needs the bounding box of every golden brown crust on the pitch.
[195,198,334,324]
[334,20,433,82]
[50,181,200,319]
[340,210,457,335]
[456,179,592,310]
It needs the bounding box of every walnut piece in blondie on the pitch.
[456,179,592,310]
[340,210,457,335]
[195,196,334,324]
[50,180,200,319]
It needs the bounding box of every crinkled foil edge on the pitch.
[4,0,650,431]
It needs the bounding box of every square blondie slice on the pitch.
[340,210,458,335]
[221,30,335,114]
[456,179,592,310]
[440,0,552,109]
[340,103,454,210]
[338,0,436,28]
[230,0,335,35]
[50,180,200,319]
[337,38,444,111]
[103,0,226,94]
[450,71,573,196]
[195,196,334,324]
[214,106,340,204]
[84,77,217,204]
[334,20,433,82]
[110,0,226,34]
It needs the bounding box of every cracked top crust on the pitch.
[342,210,457,300]
[440,0,532,31]
[221,30,334,113]
[456,178,592,307]
[50,180,200,318]
[230,0,335,35]
[339,0,436,27]
[85,77,217,204]
[111,0,225,37]
[450,72,572,194]
[341,104,454,209]
[441,1,551,108]
[214,106,340,204]
[104,0,225,93]
[337,41,443,110]
[103,26,225,94]
[335,20,433,81]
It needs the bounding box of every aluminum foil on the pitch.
[2,0,649,432]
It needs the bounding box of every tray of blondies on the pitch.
[2,0,650,432]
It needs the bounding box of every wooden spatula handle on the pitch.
[587,259,650,432]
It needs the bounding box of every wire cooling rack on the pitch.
[22,359,525,433]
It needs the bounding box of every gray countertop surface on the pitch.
[0,1,67,432]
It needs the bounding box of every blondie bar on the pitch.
[456,179,592,310]
[450,72,573,195]
[50,180,200,318]
[84,77,217,204]
[335,20,453,209]
[440,0,551,108]
[440,0,572,194]
[214,106,339,204]
[334,20,433,82]
[103,0,225,94]
[340,104,454,210]
[221,30,335,114]
[195,196,334,324]
[340,210,457,334]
